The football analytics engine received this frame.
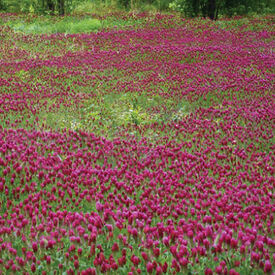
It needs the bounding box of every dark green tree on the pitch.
[44,0,66,15]
[0,0,4,10]
[46,0,55,14]
[57,0,65,15]
[207,0,216,19]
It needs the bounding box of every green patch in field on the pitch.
[9,17,102,34]
[5,14,146,35]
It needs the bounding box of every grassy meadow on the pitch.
[0,12,274,274]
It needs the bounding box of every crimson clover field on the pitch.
[0,12,274,275]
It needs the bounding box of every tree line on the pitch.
[175,0,274,19]
[0,0,273,18]
[0,0,67,15]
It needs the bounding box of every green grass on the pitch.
[3,13,146,34]
[7,17,102,34]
